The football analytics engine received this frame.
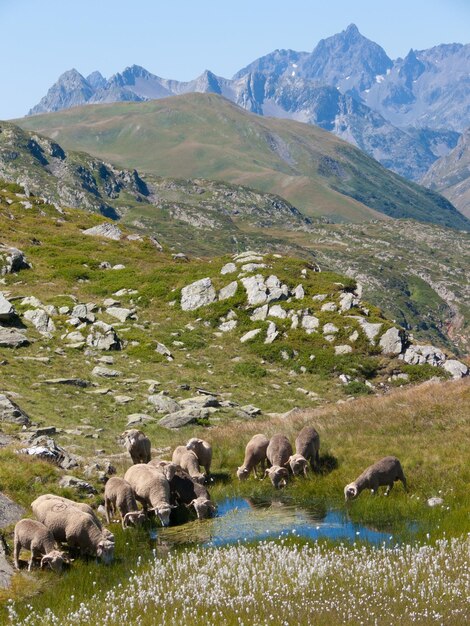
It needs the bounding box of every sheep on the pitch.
[124,463,175,527]
[344,456,407,501]
[13,519,68,573]
[295,425,320,472]
[169,467,216,520]
[237,434,270,481]
[185,438,212,475]
[147,458,178,482]
[266,434,293,467]
[172,446,206,484]
[264,466,289,489]
[120,429,151,464]
[104,477,145,529]
[31,497,114,563]
[31,494,114,542]
[287,453,309,477]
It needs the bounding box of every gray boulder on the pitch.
[0,245,30,275]
[240,328,262,343]
[301,315,319,334]
[219,281,238,301]
[379,327,405,355]
[0,327,29,348]
[241,275,268,306]
[148,394,181,413]
[86,321,122,351]
[181,278,217,311]
[0,293,15,322]
[0,394,31,425]
[92,366,121,378]
[24,309,55,336]
[106,307,135,322]
[400,344,446,366]
[59,476,97,494]
[442,359,469,379]
[126,413,156,426]
[220,262,236,275]
[83,223,123,240]
[159,407,210,429]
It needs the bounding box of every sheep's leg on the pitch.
[13,539,20,570]
[385,482,394,496]
[104,498,112,524]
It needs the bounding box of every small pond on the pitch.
[155,497,402,547]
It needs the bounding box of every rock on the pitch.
[59,476,97,494]
[0,293,15,321]
[0,246,30,276]
[172,253,189,262]
[24,309,55,336]
[335,345,353,355]
[294,285,305,300]
[427,497,444,508]
[106,307,135,322]
[290,313,299,329]
[220,262,236,275]
[321,302,337,312]
[0,328,28,348]
[240,328,262,343]
[71,303,95,323]
[265,275,289,302]
[181,278,217,311]
[114,288,138,297]
[323,323,339,334]
[149,236,163,251]
[250,304,268,321]
[268,304,287,319]
[159,407,210,429]
[156,342,173,360]
[0,492,24,529]
[19,438,79,469]
[349,330,359,342]
[112,264,126,270]
[219,281,238,301]
[148,395,181,413]
[389,373,410,382]
[219,320,237,332]
[400,344,446,366]
[86,321,122,351]
[339,292,357,312]
[180,395,220,408]
[241,275,268,306]
[103,298,120,308]
[379,327,405,355]
[0,394,30,425]
[240,404,261,416]
[312,294,327,302]
[99,261,112,270]
[234,252,263,263]
[63,330,85,347]
[241,263,266,272]
[92,366,121,378]
[44,378,91,387]
[83,223,123,240]
[301,315,319,334]
[339,374,351,384]
[114,395,134,404]
[356,318,383,344]
[265,321,278,344]
[21,296,43,308]
[442,359,469,379]
[126,413,156,426]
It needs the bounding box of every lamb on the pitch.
[237,434,270,481]
[13,519,68,573]
[120,429,151,464]
[266,434,293,467]
[147,459,178,481]
[104,477,145,529]
[31,497,114,563]
[124,463,174,527]
[172,446,206,484]
[169,467,216,520]
[186,438,212,475]
[264,466,289,489]
[344,456,407,500]
[294,425,320,472]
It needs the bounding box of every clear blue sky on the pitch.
[1,0,469,119]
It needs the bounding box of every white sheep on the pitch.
[287,453,309,476]
[185,438,212,475]
[120,429,151,464]
[237,434,270,480]
[13,518,68,572]
[294,425,320,472]
[344,456,407,500]
[172,446,205,484]
[147,458,178,481]
[264,465,289,489]
[31,496,114,563]
[104,477,145,529]
[189,496,217,520]
[124,463,175,527]
[266,434,293,467]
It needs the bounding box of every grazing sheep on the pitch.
[237,434,270,481]
[186,438,212,475]
[147,459,178,482]
[120,429,151,464]
[172,446,205,484]
[13,519,68,573]
[287,453,309,477]
[264,466,289,489]
[295,425,320,471]
[169,467,216,520]
[344,456,407,501]
[124,464,174,527]
[31,497,114,563]
[104,477,145,529]
[266,434,293,467]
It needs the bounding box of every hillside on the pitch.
[421,127,470,219]
[16,94,469,230]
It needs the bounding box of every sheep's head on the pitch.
[151,504,176,527]
[122,510,146,529]
[288,454,308,476]
[160,462,178,482]
[189,497,217,520]
[237,466,249,481]
[265,466,289,489]
[96,539,115,564]
[192,473,206,485]
[344,483,358,501]
[40,550,69,573]
[186,438,202,452]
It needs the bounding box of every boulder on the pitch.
[148,395,181,413]
[335,345,353,355]
[24,309,55,336]
[379,327,405,355]
[250,304,268,321]
[126,413,156,426]
[219,281,238,301]
[357,319,383,344]
[0,327,29,348]
[323,323,339,335]
[294,285,305,300]
[92,366,122,378]
[179,395,220,409]
[59,476,97,494]
[240,328,262,343]
[241,263,266,272]
[241,275,268,306]
[339,292,357,312]
[71,303,95,323]
[0,245,30,275]
[86,321,122,351]
[442,359,468,379]
[106,307,135,322]
[321,302,337,312]
[265,321,278,344]
[19,438,79,469]
[220,262,236,275]
[181,278,217,311]
[44,378,91,388]
[400,344,446,366]
[0,394,30,425]
[219,320,237,332]
[301,315,319,334]
[63,330,85,347]
[159,407,210,429]
[0,293,15,322]
[268,305,287,319]
[83,223,123,240]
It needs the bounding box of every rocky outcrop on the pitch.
[0,327,29,348]
[83,223,123,240]
[181,278,217,311]
[0,293,15,322]
[86,321,122,350]
[0,395,31,425]
[442,359,469,379]
[0,246,30,275]
[379,327,405,355]
[24,308,55,336]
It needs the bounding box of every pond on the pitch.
[154,497,402,547]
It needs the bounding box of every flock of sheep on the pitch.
[13,426,407,574]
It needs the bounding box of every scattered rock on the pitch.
[0,245,30,275]
[335,345,353,355]
[114,395,134,404]
[301,315,319,334]
[106,307,135,322]
[0,394,30,425]
[294,285,305,299]
[83,223,123,240]
[181,278,217,311]
[59,476,97,494]
[126,413,156,426]
[400,344,446,366]
[265,321,278,344]
[312,294,327,302]
[24,309,55,336]
[442,359,469,379]
[241,274,268,306]
[0,327,28,348]
[219,281,238,301]
[220,262,236,275]
[323,323,339,335]
[156,342,173,360]
[19,438,79,469]
[355,318,383,344]
[159,407,210,429]
[240,328,262,343]
[219,320,237,332]
[241,262,266,272]
[339,292,357,312]
[71,303,95,323]
[179,395,220,409]
[0,293,15,322]
[86,321,122,351]
[92,366,122,378]
[44,378,91,388]
[321,302,337,312]
[427,497,444,507]
[148,395,181,413]
[250,304,268,321]
[268,304,287,319]
[379,327,405,355]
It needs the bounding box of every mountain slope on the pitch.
[17,93,469,230]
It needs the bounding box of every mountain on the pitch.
[421,127,470,218]
[17,93,469,231]
[25,25,469,183]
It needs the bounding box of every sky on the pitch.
[0,0,469,120]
